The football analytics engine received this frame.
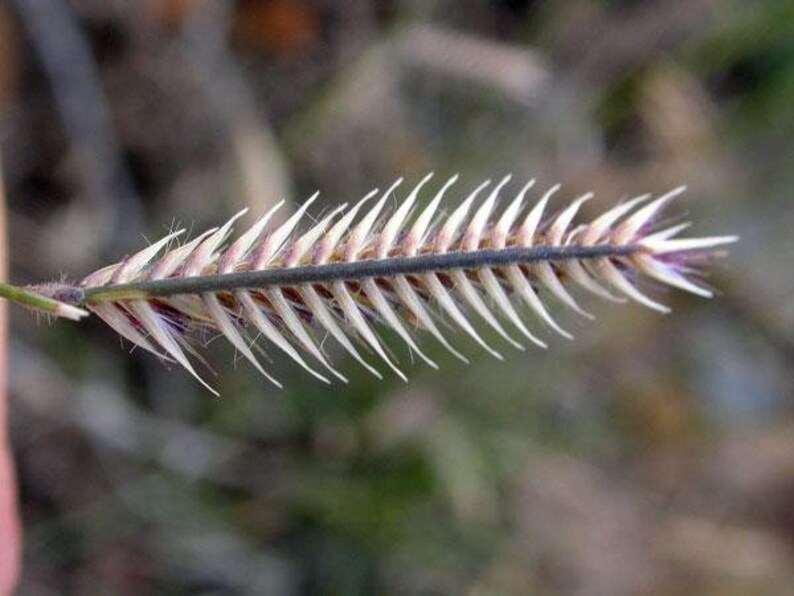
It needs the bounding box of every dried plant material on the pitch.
[18,174,736,393]
[396,25,549,104]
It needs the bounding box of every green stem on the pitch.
[0,283,88,321]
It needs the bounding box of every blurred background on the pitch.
[1,0,792,594]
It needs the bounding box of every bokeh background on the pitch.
[1,0,792,594]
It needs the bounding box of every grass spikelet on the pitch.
[17,174,737,393]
